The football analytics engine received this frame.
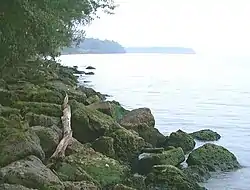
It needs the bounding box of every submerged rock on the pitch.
[136,147,185,175]
[85,72,95,75]
[190,129,221,141]
[165,129,195,153]
[86,66,96,70]
[0,155,63,189]
[146,165,206,190]
[187,143,241,171]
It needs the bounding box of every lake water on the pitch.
[60,53,250,190]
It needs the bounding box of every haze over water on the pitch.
[60,53,250,190]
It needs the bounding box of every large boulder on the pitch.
[0,120,45,167]
[190,129,221,141]
[136,147,185,175]
[145,165,206,190]
[182,165,211,183]
[0,155,63,189]
[187,143,241,171]
[165,129,195,153]
[87,101,129,121]
[119,108,165,146]
[13,101,62,117]
[110,127,147,162]
[31,125,61,157]
[55,147,129,187]
[25,112,61,128]
[63,181,99,190]
[0,184,36,190]
[92,136,115,158]
[70,101,120,143]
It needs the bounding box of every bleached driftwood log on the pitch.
[50,93,72,159]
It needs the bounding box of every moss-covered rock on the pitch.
[86,95,101,105]
[87,101,129,121]
[165,129,195,153]
[0,89,17,106]
[145,165,206,190]
[13,101,62,117]
[71,101,120,143]
[123,174,146,190]
[25,112,61,128]
[54,149,129,187]
[63,181,99,190]
[0,184,36,190]
[113,184,136,190]
[92,136,115,158]
[65,138,92,156]
[110,127,147,163]
[31,125,61,157]
[182,165,211,183]
[187,143,241,171]
[119,108,165,146]
[78,86,105,101]
[136,147,185,175]
[0,105,22,121]
[0,155,63,190]
[190,129,221,141]
[0,124,45,167]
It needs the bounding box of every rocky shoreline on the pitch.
[0,59,241,190]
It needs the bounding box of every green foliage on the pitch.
[0,0,115,66]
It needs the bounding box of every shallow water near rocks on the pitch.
[60,53,250,190]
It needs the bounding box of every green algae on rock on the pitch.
[136,147,185,175]
[0,184,36,190]
[0,155,63,189]
[92,136,115,158]
[190,129,221,141]
[146,165,206,190]
[187,143,241,171]
[165,129,196,153]
[63,181,99,190]
[183,165,211,183]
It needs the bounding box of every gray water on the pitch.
[60,53,250,190]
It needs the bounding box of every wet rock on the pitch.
[110,127,147,162]
[136,147,185,175]
[70,101,120,143]
[31,125,61,157]
[145,165,206,190]
[87,101,129,121]
[165,129,195,153]
[0,155,63,189]
[183,165,211,183]
[63,181,99,190]
[119,108,165,146]
[187,143,241,171]
[86,66,96,70]
[13,101,62,117]
[54,149,129,187]
[85,72,95,75]
[0,123,45,167]
[92,136,115,158]
[0,184,36,190]
[190,129,221,141]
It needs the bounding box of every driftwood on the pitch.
[50,93,72,159]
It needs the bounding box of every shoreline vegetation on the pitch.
[0,59,241,190]
[1,0,239,189]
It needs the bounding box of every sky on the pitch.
[85,0,250,54]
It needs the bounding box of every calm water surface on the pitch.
[60,54,250,190]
